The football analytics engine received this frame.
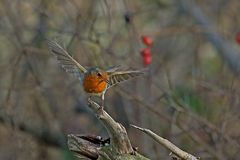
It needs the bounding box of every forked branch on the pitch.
[88,98,134,155]
[67,99,150,160]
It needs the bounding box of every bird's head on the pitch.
[86,67,110,84]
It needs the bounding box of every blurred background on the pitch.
[0,0,240,159]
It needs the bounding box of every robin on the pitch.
[47,40,144,109]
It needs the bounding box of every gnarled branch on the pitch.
[87,99,134,155]
[67,99,150,160]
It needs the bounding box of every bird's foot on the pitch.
[97,105,104,114]
[88,97,92,101]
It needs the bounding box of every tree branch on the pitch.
[67,134,99,159]
[67,99,150,160]
[131,124,199,160]
[87,98,134,155]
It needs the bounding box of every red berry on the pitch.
[140,48,152,65]
[140,48,151,56]
[143,54,152,65]
[236,32,240,44]
[141,35,153,46]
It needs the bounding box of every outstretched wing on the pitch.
[106,65,121,73]
[47,40,87,80]
[107,70,145,88]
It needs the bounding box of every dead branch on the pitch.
[67,99,150,160]
[87,98,134,155]
[67,134,99,159]
[131,124,199,160]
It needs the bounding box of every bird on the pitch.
[47,40,145,110]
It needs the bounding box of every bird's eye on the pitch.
[97,73,102,77]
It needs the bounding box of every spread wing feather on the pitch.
[47,40,87,80]
[107,70,144,88]
[106,65,121,72]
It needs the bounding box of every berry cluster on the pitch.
[140,35,153,66]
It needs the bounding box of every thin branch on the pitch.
[131,124,199,160]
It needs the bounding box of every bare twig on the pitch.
[118,87,238,159]
[131,124,199,160]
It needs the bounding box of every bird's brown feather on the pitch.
[47,40,87,80]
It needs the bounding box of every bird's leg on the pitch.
[99,94,105,111]
[88,95,92,102]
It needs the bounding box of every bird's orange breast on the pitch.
[83,75,108,94]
